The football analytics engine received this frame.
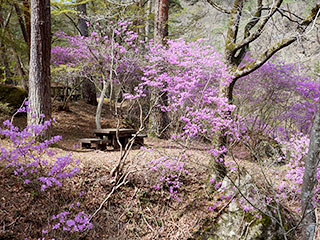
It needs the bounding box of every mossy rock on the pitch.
[0,84,27,109]
[193,204,290,240]
[193,173,295,240]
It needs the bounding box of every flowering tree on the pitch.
[51,20,141,129]
[125,38,244,195]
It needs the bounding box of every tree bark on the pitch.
[153,0,169,45]
[77,1,97,106]
[96,81,107,129]
[149,0,170,139]
[145,0,152,42]
[301,100,320,240]
[149,88,170,139]
[27,0,51,138]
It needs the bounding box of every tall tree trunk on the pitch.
[134,0,146,43]
[145,0,152,42]
[96,80,107,129]
[77,1,97,106]
[207,81,233,189]
[27,0,51,138]
[301,100,320,240]
[149,0,170,139]
[153,0,168,45]
[14,3,29,47]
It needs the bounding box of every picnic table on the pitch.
[94,128,136,149]
[79,128,146,150]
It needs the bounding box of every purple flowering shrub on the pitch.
[232,56,320,211]
[0,106,80,191]
[122,39,238,200]
[146,152,189,201]
[41,202,92,238]
[124,39,248,201]
[128,38,242,143]
[274,135,320,208]
[0,103,94,238]
[235,56,319,139]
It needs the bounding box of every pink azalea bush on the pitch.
[0,102,80,191]
[235,56,319,139]
[127,39,245,200]
[0,103,92,238]
[128,38,242,144]
[146,153,189,201]
[42,202,92,238]
[233,56,320,211]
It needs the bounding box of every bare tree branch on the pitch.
[206,0,231,14]
[233,0,283,54]
[235,4,320,79]
[233,0,263,65]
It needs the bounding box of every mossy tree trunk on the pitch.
[301,101,320,240]
[207,0,320,187]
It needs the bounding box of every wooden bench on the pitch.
[132,133,147,146]
[79,138,109,150]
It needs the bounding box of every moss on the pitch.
[193,216,217,240]
[0,84,27,109]
[243,209,287,240]
[244,211,272,228]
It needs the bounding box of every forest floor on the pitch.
[0,100,318,239]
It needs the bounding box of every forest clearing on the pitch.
[0,100,314,239]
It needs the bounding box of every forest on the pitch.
[0,0,320,239]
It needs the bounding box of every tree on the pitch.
[149,0,170,139]
[207,0,320,184]
[76,1,97,106]
[27,0,51,137]
[153,0,169,45]
[301,100,320,240]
